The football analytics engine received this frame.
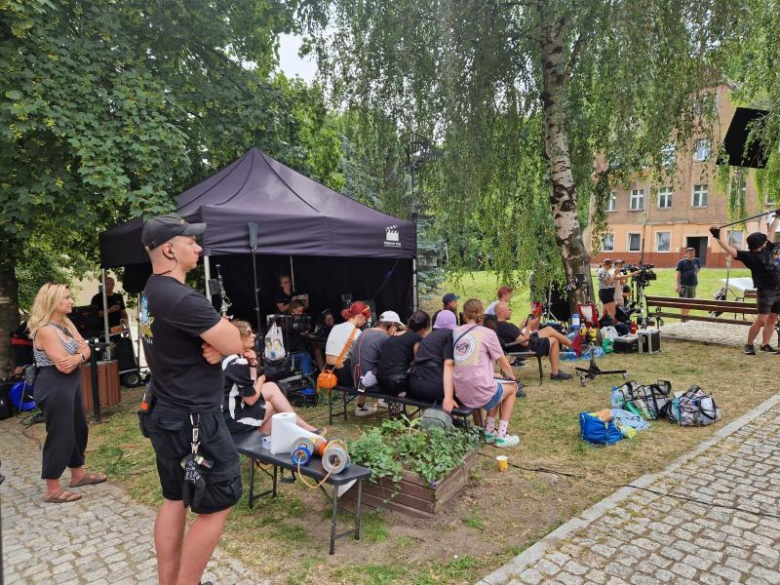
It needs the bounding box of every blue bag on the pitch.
[579,412,623,445]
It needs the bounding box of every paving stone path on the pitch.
[0,418,265,585]
[479,394,780,585]
[657,321,749,348]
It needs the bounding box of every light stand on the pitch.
[248,222,262,333]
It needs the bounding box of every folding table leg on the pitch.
[272,465,278,498]
[249,458,256,508]
[354,479,362,541]
[330,484,339,555]
[537,356,544,385]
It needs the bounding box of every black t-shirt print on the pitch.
[737,245,780,291]
[141,275,223,412]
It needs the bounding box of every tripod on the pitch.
[631,279,657,329]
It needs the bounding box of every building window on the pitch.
[656,231,671,252]
[658,187,673,209]
[694,139,710,162]
[692,184,708,208]
[602,233,614,252]
[727,231,744,249]
[629,189,645,211]
[628,233,642,252]
[661,143,676,167]
[607,190,617,213]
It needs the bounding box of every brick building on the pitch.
[592,85,772,268]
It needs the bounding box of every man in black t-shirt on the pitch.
[140,215,244,585]
[675,248,701,320]
[494,302,573,381]
[274,274,309,313]
[90,276,128,329]
[711,214,780,355]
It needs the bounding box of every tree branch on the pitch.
[564,30,590,79]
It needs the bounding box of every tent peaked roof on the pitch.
[100,148,416,268]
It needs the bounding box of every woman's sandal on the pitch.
[44,489,82,503]
[69,472,107,488]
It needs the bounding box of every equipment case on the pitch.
[613,335,639,354]
[638,330,661,354]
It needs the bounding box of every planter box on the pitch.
[344,452,478,517]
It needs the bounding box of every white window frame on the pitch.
[629,188,645,211]
[658,187,673,209]
[692,184,708,208]
[602,233,614,252]
[627,232,642,253]
[694,139,710,162]
[661,143,676,167]
[655,231,671,253]
[607,190,617,213]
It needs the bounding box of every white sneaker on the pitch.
[376,399,389,409]
[354,404,378,417]
[495,434,520,448]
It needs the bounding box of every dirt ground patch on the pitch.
[37,338,775,584]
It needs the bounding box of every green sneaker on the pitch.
[484,432,496,444]
[495,434,520,448]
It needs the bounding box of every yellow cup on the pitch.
[496,455,508,472]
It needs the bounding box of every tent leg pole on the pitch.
[252,248,262,333]
[413,259,419,312]
[204,256,212,301]
[290,256,295,291]
[101,269,111,360]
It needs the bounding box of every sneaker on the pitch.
[743,344,757,355]
[550,371,573,381]
[495,434,520,448]
[760,344,780,354]
[376,399,389,409]
[513,359,529,368]
[484,431,496,444]
[354,404,378,417]
[515,386,527,398]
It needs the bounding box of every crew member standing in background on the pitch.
[90,276,129,329]
[675,247,701,322]
[139,215,245,585]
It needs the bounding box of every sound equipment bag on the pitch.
[613,335,639,354]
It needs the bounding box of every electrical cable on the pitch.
[476,452,780,521]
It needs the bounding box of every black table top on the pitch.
[232,432,371,485]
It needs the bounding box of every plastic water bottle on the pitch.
[571,313,580,329]
[611,386,624,409]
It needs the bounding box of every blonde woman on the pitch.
[28,283,106,503]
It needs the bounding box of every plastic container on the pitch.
[571,313,580,329]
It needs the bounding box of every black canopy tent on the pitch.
[100,148,418,329]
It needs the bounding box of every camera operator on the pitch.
[675,247,701,321]
[711,214,780,355]
[139,215,245,585]
[612,260,637,308]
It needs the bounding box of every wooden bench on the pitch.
[232,431,371,554]
[645,295,761,326]
[326,385,475,426]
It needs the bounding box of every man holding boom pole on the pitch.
[711,211,780,355]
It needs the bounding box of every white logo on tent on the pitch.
[384,225,401,248]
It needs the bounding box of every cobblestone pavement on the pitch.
[656,321,749,348]
[0,418,266,585]
[479,393,780,585]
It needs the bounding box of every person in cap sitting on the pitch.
[407,309,457,403]
[351,310,404,416]
[377,310,431,396]
[494,302,573,381]
[432,293,461,329]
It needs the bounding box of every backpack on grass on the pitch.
[667,385,721,426]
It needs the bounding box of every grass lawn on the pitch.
[41,268,770,585]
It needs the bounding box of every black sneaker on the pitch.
[515,385,527,398]
[550,371,573,381]
[760,344,780,354]
[743,344,756,355]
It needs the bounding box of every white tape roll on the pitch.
[322,441,350,474]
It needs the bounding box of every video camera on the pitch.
[625,264,657,286]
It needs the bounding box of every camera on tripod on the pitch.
[625,264,657,287]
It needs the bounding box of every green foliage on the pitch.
[348,417,481,485]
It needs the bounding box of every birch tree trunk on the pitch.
[539,8,594,307]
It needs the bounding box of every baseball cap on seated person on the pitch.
[433,309,457,330]
[442,293,459,305]
[142,215,206,251]
[379,310,405,329]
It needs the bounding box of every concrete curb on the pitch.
[476,392,780,585]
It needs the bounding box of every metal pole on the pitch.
[412,258,419,312]
[290,256,295,291]
[88,339,101,423]
[717,210,776,230]
[101,270,111,360]
[204,256,212,301]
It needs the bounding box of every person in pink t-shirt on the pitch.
[444,299,520,448]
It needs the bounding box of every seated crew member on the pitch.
[312,310,335,371]
[485,286,513,316]
[494,302,573,381]
[275,274,309,313]
[285,301,314,375]
[223,321,320,435]
[432,293,460,329]
[408,309,456,403]
[447,299,520,448]
[325,302,376,415]
[352,310,402,393]
[90,276,129,329]
[377,311,430,396]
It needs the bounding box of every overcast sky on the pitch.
[277,34,317,83]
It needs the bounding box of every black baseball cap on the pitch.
[442,293,459,304]
[142,215,206,250]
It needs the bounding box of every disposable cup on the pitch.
[496,455,508,472]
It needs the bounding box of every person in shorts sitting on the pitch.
[494,302,573,381]
[445,299,520,448]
